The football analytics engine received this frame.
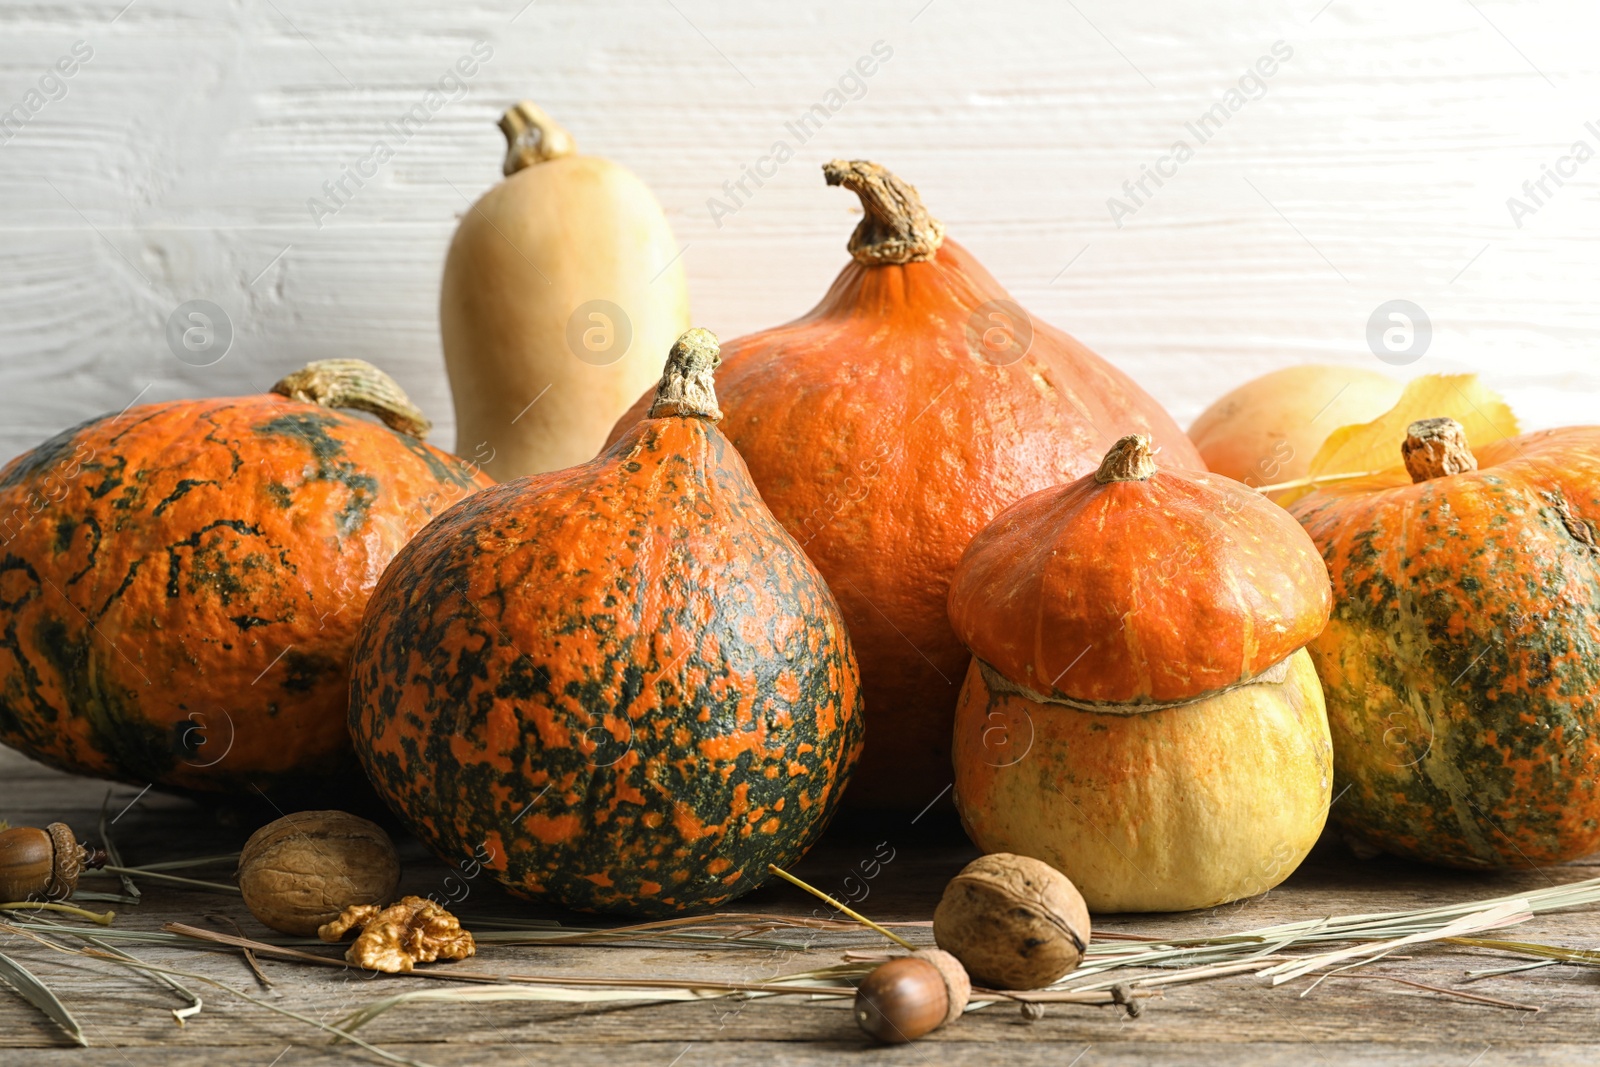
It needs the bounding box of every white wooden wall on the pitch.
[3,0,1598,465]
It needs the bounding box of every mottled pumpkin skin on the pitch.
[953,650,1332,912]
[608,240,1203,809]
[0,396,490,796]
[1291,427,1600,867]
[349,412,864,917]
[948,462,1329,706]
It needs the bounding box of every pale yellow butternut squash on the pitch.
[441,102,690,480]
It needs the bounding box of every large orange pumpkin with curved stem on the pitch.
[0,361,491,799]
[608,161,1202,809]
[1291,417,1600,868]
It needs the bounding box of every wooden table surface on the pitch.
[1,745,1597,1067]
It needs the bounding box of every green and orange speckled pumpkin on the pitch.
[349,329,865,917]
[1291,417,1600,868]
[0,360,490,799]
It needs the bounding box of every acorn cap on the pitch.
[911,948,970,1027]
[948,434,1331,707]
[45,823,97,900]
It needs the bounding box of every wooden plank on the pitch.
[5,1040,1592,1067]
[2,746,1600,1064]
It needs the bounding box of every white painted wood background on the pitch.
[2,0,1598,466]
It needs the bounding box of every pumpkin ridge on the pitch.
[974,654,1297,715]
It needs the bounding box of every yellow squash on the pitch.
[1189,364,1402,497]
[441,102,690,480]
[953,651,1331,912]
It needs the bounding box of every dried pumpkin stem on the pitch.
[271,359,432,439]
[648,328,723,421]
[766,865,916,951]
[1402,417,1477,483]
[1094,434,1157,483]
[500,101,576,176]
[823,160,945,266]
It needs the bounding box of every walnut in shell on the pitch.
[932,853,1090,990]
[319,895,476,973]
[237,810,401,936]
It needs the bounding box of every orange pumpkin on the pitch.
[0,361,490,798]
[350,330,864,916]
[1291,417,1600,867]
[948,435,1334,911]
[608,161,1202,809]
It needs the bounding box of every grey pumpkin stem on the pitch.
[1095,434,1157,483]
[271,359,433,439]
[823,160,945,266]
[499,102,576,177]
[1402,417,1477,483]
[649,329,723,421]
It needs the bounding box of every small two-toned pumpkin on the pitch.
[948,435,1334,912]
[350,329,864,916]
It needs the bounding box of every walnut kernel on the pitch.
[319,895,476,973]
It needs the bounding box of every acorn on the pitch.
[854,948,970,1044]
[0,823,107,903]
